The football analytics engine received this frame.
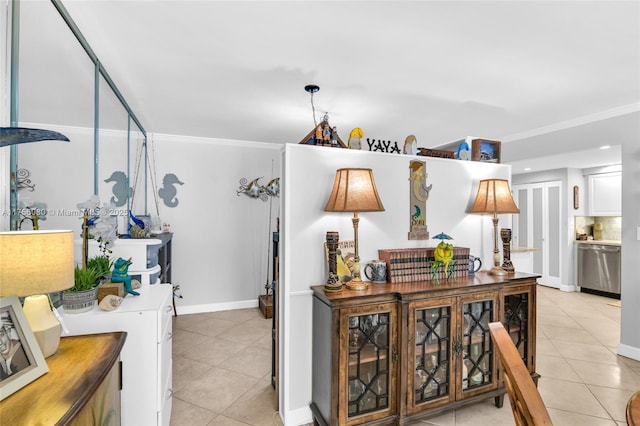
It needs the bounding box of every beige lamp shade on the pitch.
[324,168,385,213]
[0,230,75,297]
[469,179,520,215]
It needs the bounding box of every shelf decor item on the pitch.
[408,160,431,240]
[471,139,501,163]
[324,231,342,292]
[500,228,515,273]
[469,179,520,275]
[324,168,385,290]
[0,230,74,358]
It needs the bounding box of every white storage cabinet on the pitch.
[58,283,173,425]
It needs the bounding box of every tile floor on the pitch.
[170,285,640,425]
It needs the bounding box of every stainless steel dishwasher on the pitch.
[577,243,621,296]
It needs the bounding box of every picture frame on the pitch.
[0,296,49,401]
[471,139,501,163]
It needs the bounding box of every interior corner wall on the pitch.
[619,137,640,361]
[280,144,512,425]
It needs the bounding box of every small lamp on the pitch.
[324,168,385,290]
[0,230,74,357]
[469,179,520,276]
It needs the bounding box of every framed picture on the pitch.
[471,139,501,163]
[0,296,48,401]
[324,239,355,284]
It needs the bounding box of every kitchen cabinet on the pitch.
[58,283,174,425]
[311,272,539,425]
[587,172,621,216]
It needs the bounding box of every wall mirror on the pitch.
[11,0,148,231]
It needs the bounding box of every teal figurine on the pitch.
[111,257,140,296]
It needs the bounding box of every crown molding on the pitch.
[500,103,640,143]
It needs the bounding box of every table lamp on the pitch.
[469,179,520,276]
[0,230,74,357]
[324,168,385,290]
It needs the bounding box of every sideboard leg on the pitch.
[495,394,505,408]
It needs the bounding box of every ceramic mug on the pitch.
[469,255,482,275]
[364,260,387,283]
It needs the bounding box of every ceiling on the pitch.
[14,1,639,173]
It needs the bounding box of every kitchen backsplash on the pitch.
[575,216,622,241]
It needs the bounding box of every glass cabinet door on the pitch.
[342,304,396,423]
[459,294,498,396]
[503,288,532,370]
[408,298,455,413]
[414,305,451,402]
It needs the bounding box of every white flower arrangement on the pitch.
[77,195,118,257]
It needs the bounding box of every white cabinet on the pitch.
[58,283,173,425]
[587,172,621,216]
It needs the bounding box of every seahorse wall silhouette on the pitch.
[104,171,131,207]
[159,173,184,207]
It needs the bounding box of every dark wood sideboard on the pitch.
[311,272,540,425]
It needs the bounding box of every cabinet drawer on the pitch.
[158,317,173,407]
[158,357,173,426]
[158,289,174,341]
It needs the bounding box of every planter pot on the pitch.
[62,287,99,314]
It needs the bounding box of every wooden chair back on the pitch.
[488,322,553,426]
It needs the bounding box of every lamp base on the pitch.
[488,266,507,276]
[22,295,62,358]
[345,278,368,291]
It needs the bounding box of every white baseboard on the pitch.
[618,343,640,361]
[175,298,258,315]
[559,283,579,292]
[282,406,313,426]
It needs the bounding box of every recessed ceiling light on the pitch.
[524,167,532,171]
[600,145,611,150]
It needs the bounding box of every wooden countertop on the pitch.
[574,240,621,246]
[0,332,126,425]
[312,271,541,306]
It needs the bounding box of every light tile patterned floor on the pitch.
[170,285,640,425]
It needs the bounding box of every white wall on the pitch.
[280,144,512,424]
[149,134,282,310]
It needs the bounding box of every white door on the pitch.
[512,182,562,288]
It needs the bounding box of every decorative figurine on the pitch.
[431,232,456,280]
[110,257,141,296]
[348,127,363,150]
[315,123,323,144]
[330,127,338,147]
[323,125,331,145]
[324,231,342,293]
[501,228,515,273]
[403,135,418,155]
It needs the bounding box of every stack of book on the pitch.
[378,247,470,283]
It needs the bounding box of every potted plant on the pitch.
[62,260,111,313]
